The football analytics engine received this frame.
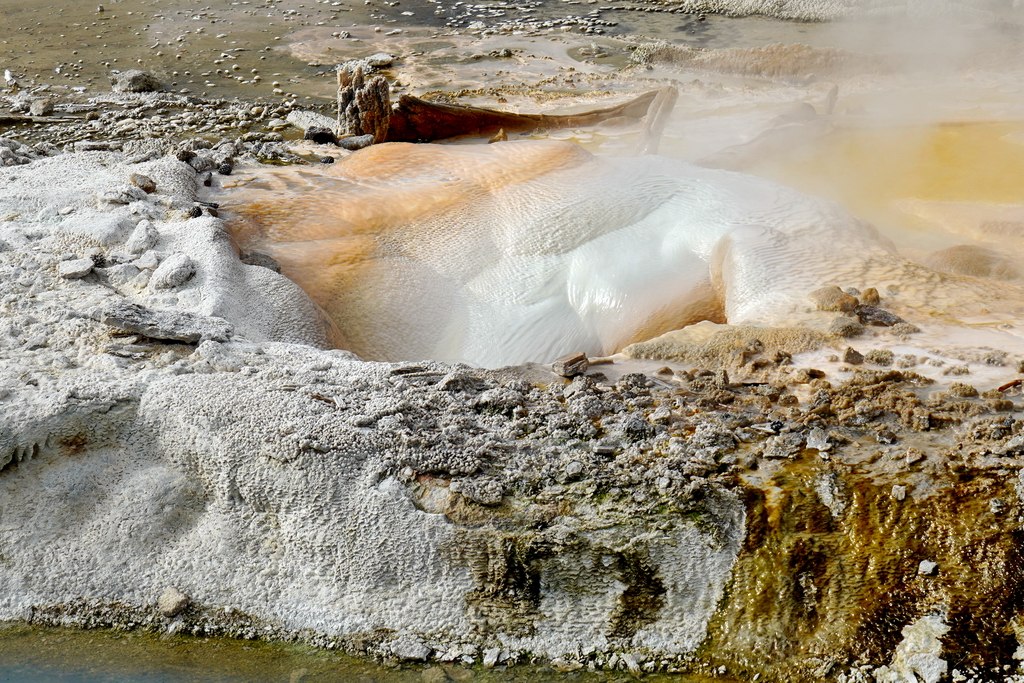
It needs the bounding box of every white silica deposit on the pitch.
[0,140,746,663]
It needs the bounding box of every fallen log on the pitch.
[335,63,676,147]
[383,89,672,143]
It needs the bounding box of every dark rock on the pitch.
[856,305,905,327]
[622,415,655,441]
[320,156,335,164]
[187,206,203,219]
[217,162,233,176]
[552,352,589,378]
[842,347,864,365]
[304,126,338,145]
[337,134,374,151]
[176,149,196,163]
[111,69,162,93]
[200,172,212,187]
[93,300,232,343]
[240,250,281,273]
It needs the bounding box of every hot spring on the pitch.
[222,8,1024,375]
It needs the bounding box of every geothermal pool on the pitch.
[223,27,1024,370]
[4,1,1024,681]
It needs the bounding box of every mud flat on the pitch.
[4,1,1024,682]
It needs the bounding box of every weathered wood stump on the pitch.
[336,64,391,143]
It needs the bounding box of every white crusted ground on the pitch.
[0,143,745,663]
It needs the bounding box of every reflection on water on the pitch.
[0,625,724,683]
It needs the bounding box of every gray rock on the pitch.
[111,69,162,93]
[57,257,94,280]
[388,634,431,661]
[337,134,374,151]
[918,560,938,576]
[125,220,159,255]
[135,252,160,270]
[188,155,216,174]
[806,427,830,451]
[157,586,190,617]
[93,300,232,343]
[483,647,501,668]
[29,99,54,116]
[829,315,864,338]
[104,263,142,288]
[150,252,195,289]
[285,110,338,133]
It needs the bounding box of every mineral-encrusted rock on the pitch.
[157,586,190,617]
[366,52,396,68]
[92,300,232,343]
[110,69,162,93]
[285,109,338,134]
[388,634,432,661]
[57,257,94,279]
[552,351,589,377]
[150,252,195,289]
[124,219,159,255]
[810,285,858,313]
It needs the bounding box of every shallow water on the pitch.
[0,625,724,683]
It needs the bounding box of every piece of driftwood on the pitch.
[335,60,676,149]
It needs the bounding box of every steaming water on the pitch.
[225,5,1024,368]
